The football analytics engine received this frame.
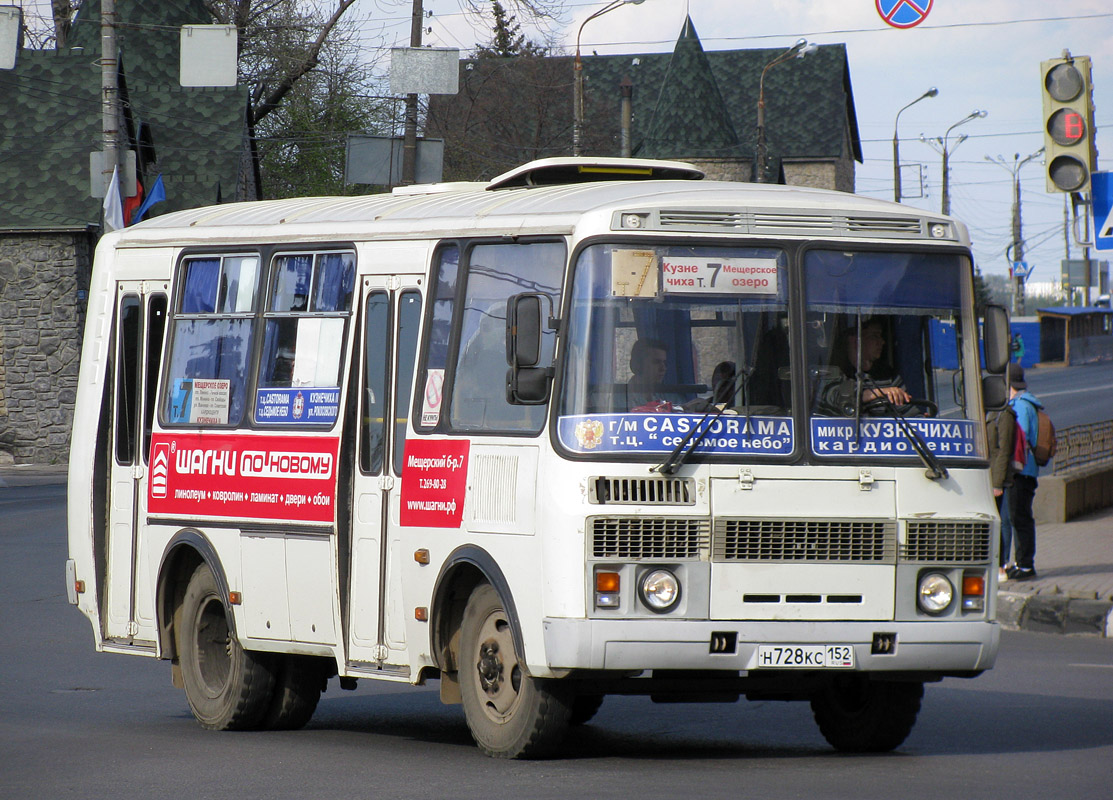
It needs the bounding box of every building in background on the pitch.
[428,17,862,190]
[0,0,255,464]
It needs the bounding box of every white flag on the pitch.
[102,165,124,231]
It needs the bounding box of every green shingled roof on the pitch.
[583,20,861,168]
[639,18,740,159]
[0,0,251,232]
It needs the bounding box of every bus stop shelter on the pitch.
[1036,306,1113,366]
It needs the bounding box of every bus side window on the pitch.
[448,241,563,432]
[359,292,389,474]
[416,245,459,431]
[255,252,355,426]
[258,254,354,390]
[114,295,141,464]
[393,291,422,475]
[142,294,167,462]
[163,255,258,427]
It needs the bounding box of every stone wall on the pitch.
[0,232,92,465]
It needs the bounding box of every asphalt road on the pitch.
[3,482,1113,799]
[1021,360,1113,430]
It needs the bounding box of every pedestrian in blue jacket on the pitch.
[1005,363,1042,580]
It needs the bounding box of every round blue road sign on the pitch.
[876,0,933,28]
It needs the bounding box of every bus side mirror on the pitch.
[506,293,553,405]
[508,294,542,367]
[983,304,1010,375]
[982,374,1007,411]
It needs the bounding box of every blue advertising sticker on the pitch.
[255,387,341,425]
[811,417,977,457]
[558,413,794,456]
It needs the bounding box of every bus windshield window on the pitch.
[163,255,259,426]
[805,249,983,460]
[558,244,792,458]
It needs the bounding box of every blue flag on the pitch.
[130,174,167,224]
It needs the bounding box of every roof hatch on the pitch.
[485,157,705,190]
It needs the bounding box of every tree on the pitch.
[428,1,564,180]
[255,35,390,198]
[203,0,360,130]
[473,1,548,59]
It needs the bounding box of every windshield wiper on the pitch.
[860,376,948,481]
[652,373,746,476]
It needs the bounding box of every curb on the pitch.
[997,589,1113,637]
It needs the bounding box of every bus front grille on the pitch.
[589,476,696,505]
[901,521,992,562]
[713,519,896,563]
[590,517,710,560]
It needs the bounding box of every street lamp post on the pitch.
[920,110,988,215]
[986,148,1044,315]
[754,38,818,183]
[892,87,938,203]
[573,0,645,157]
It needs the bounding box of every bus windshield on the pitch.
[558,243,793,459]
[804,248,983,461]
[557,243,982,463]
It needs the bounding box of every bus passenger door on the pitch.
[105,283,167,643]
[347,277,422,667]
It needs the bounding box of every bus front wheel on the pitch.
[810,676,923,752]
[458,584,571,758]
[179,563,275,730]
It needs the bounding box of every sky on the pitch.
[16,0,1113,290]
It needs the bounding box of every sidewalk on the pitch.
[4,464,1110,636]
[996,505,1113,637]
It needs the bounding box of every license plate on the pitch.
[755,644,855,669]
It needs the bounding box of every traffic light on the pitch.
[1041,55,1097,193]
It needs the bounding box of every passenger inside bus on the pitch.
[814,317,912,416]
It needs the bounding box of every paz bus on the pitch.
[67,157,1011,758]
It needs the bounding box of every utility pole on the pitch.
[101,0,120,193]
[1063,194,1071,304]
[400,0,422,185]
[985,149,1043,315]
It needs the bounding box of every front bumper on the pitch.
[542,617,999,674]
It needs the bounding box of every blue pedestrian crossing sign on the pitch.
[1094,172,1113,251]
[1012,261,1031,279]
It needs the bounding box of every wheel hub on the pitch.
[477,640,503,694]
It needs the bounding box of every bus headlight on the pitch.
[917,572,954,615]
[639,569,680,613]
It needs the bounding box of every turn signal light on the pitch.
[962,573,986,612]
[595,570,621,609]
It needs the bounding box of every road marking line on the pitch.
[1067,663,1113,669]
[1036,382,1113,399]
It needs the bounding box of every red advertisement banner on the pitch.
[399,438,470,528]
[148,432,340,524]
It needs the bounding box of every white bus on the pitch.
[68,158,1011,758]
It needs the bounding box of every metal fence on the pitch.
[1052,419,1113,474]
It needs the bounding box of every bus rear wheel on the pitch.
[810,676,923,752]
[179,563,275,730]
[260,655,324,730]
[458,584,571,758]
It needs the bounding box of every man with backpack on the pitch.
[1005,364,1051,581]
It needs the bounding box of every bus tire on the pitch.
[180,563,275,731]
[459,584,571,758]
[570,694,604,726]
[260,655,323,731]
[810,676,923,752]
